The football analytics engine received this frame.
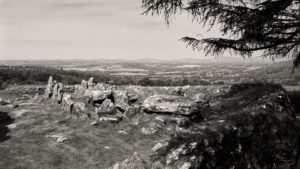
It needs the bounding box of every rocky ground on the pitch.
[0,77,299,169]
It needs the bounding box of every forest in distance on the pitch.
[0,59,299,89]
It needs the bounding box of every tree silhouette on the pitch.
[142,0,300,71]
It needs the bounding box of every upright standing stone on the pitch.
[44,76,53,98]
[52,83,59,100]
[57,83,64,93]
[53,80,57,86]
[57,83,64,103]
[81,80,88,89]
[88,77,94,89]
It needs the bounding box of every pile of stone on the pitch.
[41,77,300,168]
[107,83,299,169]
[70,77,217,124]
[43,76,219,125]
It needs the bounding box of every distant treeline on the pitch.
[0,66,217,89]
[0,66,110,89]
[136,77,222,86]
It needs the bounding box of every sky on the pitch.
[0,0,226,60]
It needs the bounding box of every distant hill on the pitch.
[0,56,275,66]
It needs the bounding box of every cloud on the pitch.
[0,0,210,60]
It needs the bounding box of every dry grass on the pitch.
[0,103,167,169]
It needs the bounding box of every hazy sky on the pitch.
[0,0,224,60]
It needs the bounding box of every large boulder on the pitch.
[96,99,115,116]
[142,95,200,116]
[113,90,129,111]
[124,106,140,121]
[83,89,93,98]
[83,89,112,101]
[123,106,143,125]
[71,101,87,116]
[92,90,112,102]
[74,84,86,96]
[93,83,106,91]
[127,90,140,104]
[62,94,75,112]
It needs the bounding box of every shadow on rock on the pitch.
[287,91,300,114]
[0,110,14,142]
